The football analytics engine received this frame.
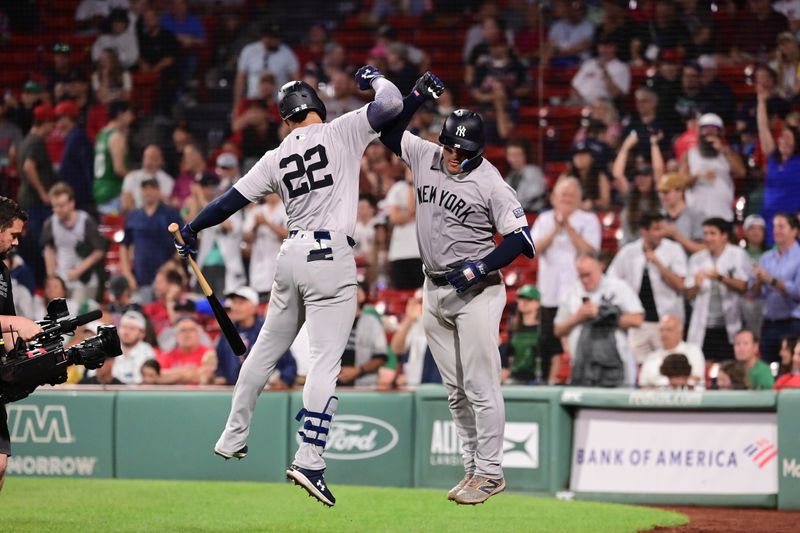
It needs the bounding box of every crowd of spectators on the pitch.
[1,0,800,391]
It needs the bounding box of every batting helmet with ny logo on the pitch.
[439,109,485,156]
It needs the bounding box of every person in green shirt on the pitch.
[733,329,775,390]
[503,284,550,384]
[94,100,133,214]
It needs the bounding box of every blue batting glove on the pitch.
[174,223,199,260]
[355,65,383,91]
[446,260,488,293]
[413,71,445,101]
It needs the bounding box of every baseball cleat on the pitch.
[286,464,336,507]
[447,474,473,501]
[453,475,506,505]
[213,445,248,460]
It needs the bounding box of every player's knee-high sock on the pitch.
[293,286,357,470]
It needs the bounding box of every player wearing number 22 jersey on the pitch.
[172,66,402,507]
[379,74,535,505]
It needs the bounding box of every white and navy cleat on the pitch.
[213,445,248,460]
[286,464,336,507]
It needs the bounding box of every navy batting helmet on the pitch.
[278,80,327,122]
[439,109,485,155]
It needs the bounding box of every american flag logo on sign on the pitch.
[743,438,778,469]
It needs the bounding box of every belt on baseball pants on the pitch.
[425,272,450,287]
[425,270,503,288]
[288,230,356,247]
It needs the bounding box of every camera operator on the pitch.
[0,195,45,492]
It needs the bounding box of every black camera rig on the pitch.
[0,299,122,403]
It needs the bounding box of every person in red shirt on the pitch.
[156,316,216,385]
[673,107,699,162]
[775,339,800,390]
[144,266,184,334]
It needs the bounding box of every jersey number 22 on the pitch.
[280,144,333,199]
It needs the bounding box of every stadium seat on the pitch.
[86,105,109,142]
[131,71,161,115]
[375,288,417,318]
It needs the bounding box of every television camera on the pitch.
[0,299,122,403]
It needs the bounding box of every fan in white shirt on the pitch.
[685,218,753,360]
[555,252,644,387]
[531,177,601,361]
[113,310,155,385]
[571,37,631,104]
[242,193,288,296]
[638,315,706,388]
[607,212,687,362]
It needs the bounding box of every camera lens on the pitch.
[66,325,122,369]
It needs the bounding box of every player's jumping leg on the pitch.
[286,235,358,507]
[215,246,304,458]
[450,283,507,505]
[422,283,479,500]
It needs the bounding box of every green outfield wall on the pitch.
[288,391,416,487]
[5,392,115,478]
[5,386,800,509]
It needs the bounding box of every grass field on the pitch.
[0,478,686,533]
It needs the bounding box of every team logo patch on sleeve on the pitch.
[513,207,525,218]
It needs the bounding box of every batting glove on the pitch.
[174,223,199,260]
[413,71,445,101]
[446,260,488,293]
[355,65,383,91]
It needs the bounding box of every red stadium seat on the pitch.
[132,71,161,115]
[375,289,416,316]
[86,105,109,143]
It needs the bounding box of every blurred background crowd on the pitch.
[1,0,800,391]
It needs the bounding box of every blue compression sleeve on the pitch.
[480,227,536,272]
[380,91,426,156]
[366,77,403,132]
[187,187,250,233]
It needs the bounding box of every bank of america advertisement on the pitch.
[570,409,778,494]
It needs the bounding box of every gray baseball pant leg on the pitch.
[292,236,357,471]
[423,280,478,476]
[216,240,305,453]
[424,281,506,479]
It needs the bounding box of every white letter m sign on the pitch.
[8,405,75,444]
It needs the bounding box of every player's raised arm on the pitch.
[379,72,445,156]
[354,65,403,132]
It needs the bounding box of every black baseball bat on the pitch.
[169,223,247,356]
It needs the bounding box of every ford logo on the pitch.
[295,415,399,460]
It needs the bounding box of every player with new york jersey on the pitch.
[379,74,536,505]
[173,66,402,507]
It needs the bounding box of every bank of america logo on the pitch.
[744,439,778,469]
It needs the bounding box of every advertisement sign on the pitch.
[428,418,539,469]
[289,392,414,487]
[778,390,800,510]
[415,394,550,492]
[318,415,399,460]
[570,409,778,494]
[6,392,115,478]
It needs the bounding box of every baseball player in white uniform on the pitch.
[174,66,402,507]
[379,81,536,504]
